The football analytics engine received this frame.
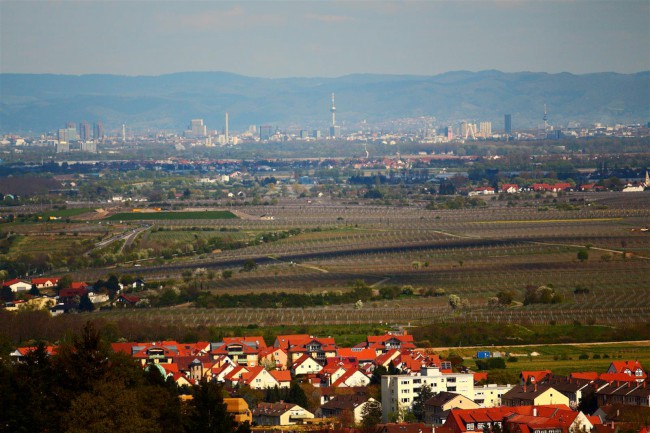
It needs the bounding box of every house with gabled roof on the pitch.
[274,334,310,350]
[547,375,593,409]
[424,391,480,425]
[607,361,647,381]
[2,278,31,293]
[258,346,288,370]
[269,370,292,388]
[291,354,323,376]
[211,337,265,367]
[337,347,377,365]
[444,405,594,433]
[366,332,415,355]
[224,365,251,387]
[317,394,377,424]
[501,383,569,407]
[31,277,60,290]
[252,402,314,426]
[330,368,370,388]
[10,345,57,362]
[239,366,281,390]
[595,380,650,407]
[286,336,337,363]
[520,370,552,385]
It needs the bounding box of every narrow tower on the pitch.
[330,93,336,128]
[543,104,548,131]
[225,112,229,144]
[122,123,126,141]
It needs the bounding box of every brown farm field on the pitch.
[4,192,650,327]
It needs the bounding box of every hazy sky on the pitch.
[1,0,648,77]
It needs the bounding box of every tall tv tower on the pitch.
[330,93,336,128]
[543,104,548,131]
[225,112,229,144]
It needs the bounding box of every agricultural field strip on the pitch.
[90,305,650,327]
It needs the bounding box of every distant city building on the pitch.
[460,122,476,139]
[185,119,207,138]
[505,114,512,134]
[58,127,77,142]
[93,121,104,140]
[259,125,272,141]
[479,122,492,138]
[312,130,321,139]
[300,130,310,139]
[56,141,69,153]
[79,121,91,141]
[80,141,97,153]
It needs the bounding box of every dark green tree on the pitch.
[287,381,309,408]
[29,284,40,297]
[187,380,236,433]
[0,285,14,302]
[360,399,383,431]
[411,384,433,421]
[78,293,95,312]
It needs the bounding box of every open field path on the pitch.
[428,339,650,352]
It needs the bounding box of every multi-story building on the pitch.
[79,121,91,141]
[479,122,492,138]
[185,119,207,137]
[504,114,512,134]
[381,366,474,421]
[93,121,104,140]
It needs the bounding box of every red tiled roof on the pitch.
[269,369,292,383]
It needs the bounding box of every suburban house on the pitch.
[251,402,314,426]
[607,361,647,381]
[317,394,377,424]
[444,405,595,433]
[258,346,288,370]
[286,336,338,363]
[501,384,570,407]
[291,354,324,376]
[424,391,480,425]
[520,370,552,385]
[115,294,141,307]
[366,332,416,355]
[31,277,60,290]
[238,366,283,390]
[2,279,32,293]
[211,337,266,367]
[595,380,650,407]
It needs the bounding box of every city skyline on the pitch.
[1,1,649,77]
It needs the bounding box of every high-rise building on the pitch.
[312,130,321,139]
[259,125,272,141]
[504,114,512,134]
[93,121,104,140]
[79,121,91,141]
[58,126,77,142]
[479,122,492,138]
[186,119,207,138]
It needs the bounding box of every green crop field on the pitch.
[39,208,94,219]
[106,211,238,221]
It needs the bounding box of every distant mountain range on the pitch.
[1,70,648,134]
